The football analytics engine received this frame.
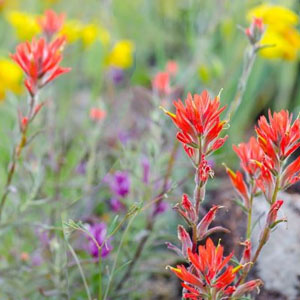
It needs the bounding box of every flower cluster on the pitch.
[104,171,131,212]
[162,90,228,165]
[169,238,262,299]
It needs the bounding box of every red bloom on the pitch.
[266,200,284,228]
[90,108,106,121]
[152,71,170,94]
[225,167,249,209]
[37,9,65,38]
[256,110,300,167]
[166,60,178,76]
[198,155,214,183]
[169,238,259,299]
[233,136,265,178]
[11,37,71,96]
[281,156,300,188]
[162,90,228,163]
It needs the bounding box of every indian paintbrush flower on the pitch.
[161,90,228,165]
[11,36,71,97]
[37,9,65,39]
[168,238,262,299]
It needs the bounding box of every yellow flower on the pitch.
[60,20,82,43]
[106,40,134,69]
[81,24,110,48]
[0,58,23,101]
[61,20,110,48]
[248,4,300,60]
[6,11,40,40]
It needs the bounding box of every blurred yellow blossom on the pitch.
[106,40,134,69]
[248,4,300,60]
[61,20,110,48]
[6,11,40,40]
[0,58,23,101]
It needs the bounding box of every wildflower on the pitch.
[168,238,261,299]
[161,90,228,163]
[106,40,134,69]
[6,11,40,40]
[109,67,124,84]
[60,20,82,43]
[232,280,263,298]
[37,9,65,39]
[255,110,300,168]
[281,156,300,188]
[81,23,110,47]
[198,155,214,183]
[233,136,265,178]
[90,108,106,121]
[266,200,284,229]
[248,4,300,60]
[174,194,198,225]
[86,222,112,259]
[11,37,71,96]
[166,60,178,76]
[0,58,23,100]
[104,171,130,198]
[245,17,264,45]
[153,200,168,216]
[225,167,249,209]
[152,72,170,94]
[110,197,124,212]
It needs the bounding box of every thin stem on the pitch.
[246,193,254,239]
[98,255,102,300]
[226,45,257,120]
[103,212,137,300]
[67,242,92,300]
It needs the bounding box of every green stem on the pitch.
[67,242,92,300]
[246,194,254,239]
[98,255,102,300]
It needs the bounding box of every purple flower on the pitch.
[76,161,87,175]
[110,197,124,212]
[86,222,112,259]
[104,171,130,198]
[153,200,169,216]
[141,156,150,184]
[109,67,124,84]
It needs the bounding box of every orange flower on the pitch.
[256,110,300,166]
[90,108,106,121]
[233,136,265,178]
[162,90,227,162]
[225,167,249,209]
[169,238,260,299]
[152,71,170,94]
[37,9,65,38]
[11,37,70,96]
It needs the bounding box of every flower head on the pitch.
[11,37,71,96]
[90,108,106,121]
[104,171,131,198]
[245,17,264,45]
[86,222,112,259]
[169,238,261,299]
[6,11,40,40]
[106,40,134,69]
[255,110,300,167]
[152,72,170,94]
[37,9,65,38]
[162,90,228,163]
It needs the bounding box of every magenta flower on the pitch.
[104,171,130,198]
[86,222,112,259]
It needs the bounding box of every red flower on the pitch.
[37,9,65,38]
[266,200,284,228]
[256,110,300,167]
[152,71,170,94]
[281,156,300,188]
[245,17,264,45]
[11,37,71,96]
[198,155,214,183]
[90,108,106,121]
[166,60,178,76]
[225,167,250,209]
[233,136,265,178]
[162,90,228,163]
[169,238,262,299]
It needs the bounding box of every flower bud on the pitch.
[245,17,264,45]
[232,279,263,298]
